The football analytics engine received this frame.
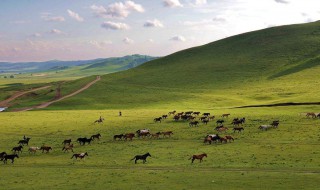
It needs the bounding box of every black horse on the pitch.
[189,121,199,127]
[94,116,104,124]
[154,117,162,123]
[216,119,224,126]
[77,137,92,145]
[3,154,19,164]
[0,152,7,161]
[12,145,23,154]
[18,137,30,146]
[131,153,151,164]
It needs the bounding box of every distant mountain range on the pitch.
[0,54,158,73]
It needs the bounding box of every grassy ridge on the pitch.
[41,21,320,110]
[0,107,320,189]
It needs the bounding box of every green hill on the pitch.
[9,21,320,110]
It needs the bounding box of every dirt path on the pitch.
[0,85,52,107]
[13,76,101,112]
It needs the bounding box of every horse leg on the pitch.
[135,159,137,164]
[191,158,195,163]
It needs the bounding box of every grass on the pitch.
[0,107,320,189]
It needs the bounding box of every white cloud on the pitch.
[43,15,65,22]
[147,39,154,43]
[32,33,41,37]
[90,1,144,19]
[123,37,134,44]
[67,9,84,22]
[275,0,289,4]
[170,35,186,42]
[89,40,112,49]
[101,21,129,30]
[193,0,207,6]
[144,19,164,28]
[50,29,64,35]
[163,0,183,8]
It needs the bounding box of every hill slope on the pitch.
[13,21,320,110]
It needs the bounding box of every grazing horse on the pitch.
[154,117,162,123]
[131,153,151,164]
[71,152,88,160]
[12,145,23,154]
[91,133,102,141]
[233,127,244,133]
[40,146,52,153]
[199,116,207,121]
[124,133,135,141]
[306,112,316,118]
[94,116,104,124]
[62,139,72,145]
[18,137,30,146]
[222,113,230,118]
[225,135,234,142]
[62,144,74,152]
[3,154,19,164]
[28,147,40,154]
[189,121,199,127]
[0,152,7,161]
[162,131,173,138]
[168,110,176,115]
[113,134,124,140]
[189,153,207,163]
[216,119,224,126]
[208,116,215,120]
[77,137,92,145]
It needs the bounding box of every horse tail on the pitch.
[130,156,136,161]
[71,154,75,159]
[188,156,193,160]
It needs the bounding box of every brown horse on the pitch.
[225,135,234,142]
[151,132,161,139]
[162,131,173,138]
[91,133,101,141]
[189,153,207,163]
[71,152,88,160]
[40,146,52,153]
[62,144,74,152]
[222,113,230,118]
[216,127,228,133]
[219,137,228,143]
[306,112,316,118]
[124,133,135,141]
[168,111,176,115]
[139,132,151,138]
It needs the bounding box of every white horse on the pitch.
[258,125,272,131]
[28,147,40,154]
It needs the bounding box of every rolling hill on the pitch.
[6,21,320,110]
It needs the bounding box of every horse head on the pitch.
[146,153,151,157]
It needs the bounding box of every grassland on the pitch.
[1,107,320,189]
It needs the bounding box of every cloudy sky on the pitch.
[1,0,319,62]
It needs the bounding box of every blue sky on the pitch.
[1,0,319,62]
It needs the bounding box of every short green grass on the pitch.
[1,107,320,189]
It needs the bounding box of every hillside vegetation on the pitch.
[48,21,320,110]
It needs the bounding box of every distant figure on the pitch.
[119,111,122,116]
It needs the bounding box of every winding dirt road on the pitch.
[12,76,101,112]
[0,85,52,107]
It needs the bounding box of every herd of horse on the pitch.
[1,109,298,165]
[1,133,102,164]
